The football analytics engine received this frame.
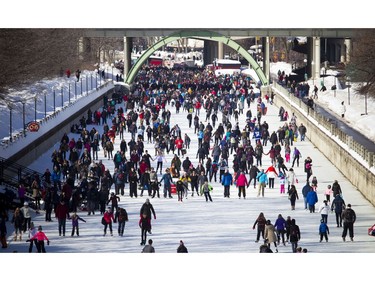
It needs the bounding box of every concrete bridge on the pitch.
[84,28,361,86]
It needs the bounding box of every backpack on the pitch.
[344,209,354,222]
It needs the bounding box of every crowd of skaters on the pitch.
[0,65,357,252]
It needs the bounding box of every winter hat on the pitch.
[24,202,29,206]
[38,226,42,231]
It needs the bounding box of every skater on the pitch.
[27,222,38,253]
[318,200,330,223]
[287,185,299,210]
[102,207,115,236]
[200,181,213,202]
[69,212,86,237]
[264,220,278,253]
[331,194,346,227]
[139,213,151,246]
[27,225,50,253]
[236,171,248,199]
[20,202,32,233]
[114,207,128,237]
[274,214,286,246]
[11,207,24,241]
[141,238,155,252]
[159,168,174,198]
[253,212,267,243]
[55,200,70,236]
[341,204,356,242]
[289,219,301,253]
[140,199,156,234]
[221,169,233,198]
[319,219,330,242]
[177,240,188,253]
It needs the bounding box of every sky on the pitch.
[1,2,375,279]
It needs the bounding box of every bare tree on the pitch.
[0,28,83,100]
[347,30,375,97]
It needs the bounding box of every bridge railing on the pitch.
[1,81,112,149]
[272,81,374,168]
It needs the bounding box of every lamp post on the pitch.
[346,76,351,105]
[44,91,47,117]
[303,58,307,81]
[68,83,71,104]
[334,76,337,97]
[61,86,64,108]
[34,95,37,122]
[96,73,98,90]
[8,103,13,142]
[21,99,26,137]
[86,75,88,95]
[91,73,93,90]
[53,87,56,113]
[81,77,83,96]
[111,63,114,81]
[311,61,315,85]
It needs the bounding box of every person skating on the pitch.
[341,204,356,242]
[27,225,50,253]
[140,199,156,234]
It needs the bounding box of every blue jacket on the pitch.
[306,190,318,205]
[221,172,233,186]
[256,171,268,184]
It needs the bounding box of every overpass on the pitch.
[84,28,360,86]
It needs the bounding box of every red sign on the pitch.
[27,121,40,132]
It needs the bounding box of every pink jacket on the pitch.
[236,173,248,187]
[31,231,49,241]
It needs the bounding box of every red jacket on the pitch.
[236,173,248,187]
[55,202,70,219]
[103,211,114,224]
[175,138,184,149]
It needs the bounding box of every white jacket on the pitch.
[319,203,330,215]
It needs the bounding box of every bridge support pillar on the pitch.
[262,37,270,83]
[203,40,218,65]
[124,37,133,79]
[312,36,321,82]
[218,42,224,59]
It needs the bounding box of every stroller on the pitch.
[368,224,375,236]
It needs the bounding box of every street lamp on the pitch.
[346,76,351,105]
[75,80,77,100]
[61,86,64,108]
[311,61,315,85]
[53,87,56,113]
[334,75,337,97]
[21,99,26,137]
[68,83,71,104]
[43,91,47,117]
[96,72,98,90]
[34,95,37,122]
[8,103,13,142]
[111,63,114,81]
[81,77,83,96]
[86,75,88,95]
[303,58,307,81]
